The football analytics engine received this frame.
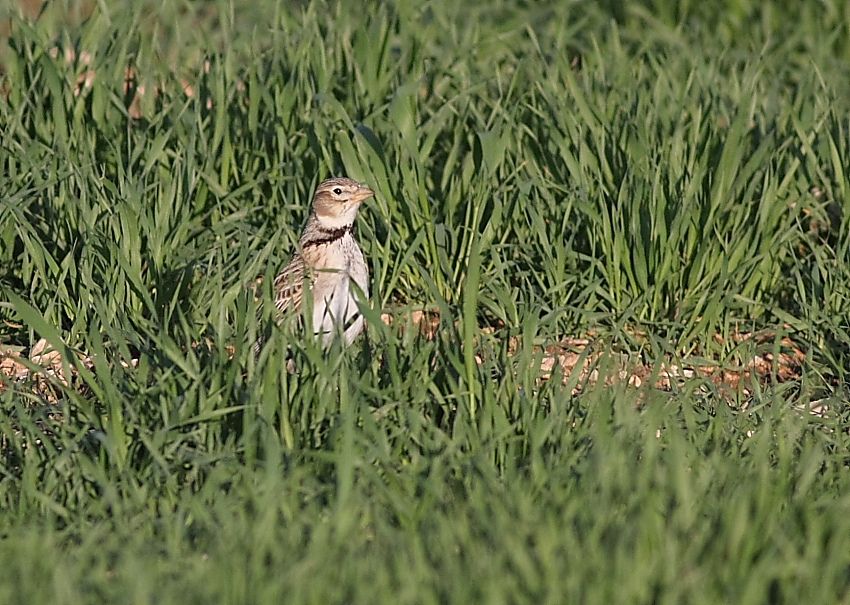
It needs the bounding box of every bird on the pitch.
[269,176,374,348]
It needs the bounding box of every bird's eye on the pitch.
[333,188,343,195]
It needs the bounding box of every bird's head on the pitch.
[311,177,374,229]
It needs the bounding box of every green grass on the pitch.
[1,0,850,603]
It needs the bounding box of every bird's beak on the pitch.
[353,184,375,203]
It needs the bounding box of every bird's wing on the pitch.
[273,253,308,314]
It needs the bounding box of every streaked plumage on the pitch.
[271,177,373,346]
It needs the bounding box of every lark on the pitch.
[271,176,374,347]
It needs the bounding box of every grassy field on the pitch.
[1,0,850,602]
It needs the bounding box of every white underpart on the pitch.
[311,234,368,346]
[314,273,366,346]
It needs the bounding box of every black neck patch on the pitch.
[303,224,353,248]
